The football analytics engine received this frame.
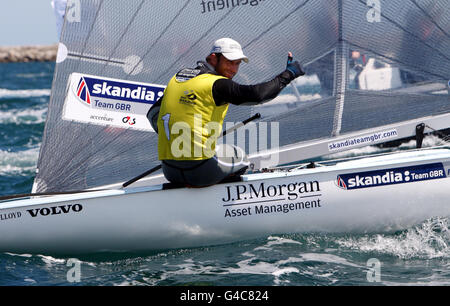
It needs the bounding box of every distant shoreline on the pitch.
[0,44,58,63]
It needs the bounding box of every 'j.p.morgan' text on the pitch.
[222,181,320,203]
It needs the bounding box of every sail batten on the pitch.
[125,0,193,79]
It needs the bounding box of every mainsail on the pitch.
[34,0,450,192]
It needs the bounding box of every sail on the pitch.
[248,0,450,168]
[34,0,450,192]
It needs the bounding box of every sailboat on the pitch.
[0,0,449,254]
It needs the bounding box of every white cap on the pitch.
[210,38,249,63]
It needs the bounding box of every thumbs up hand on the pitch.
[286,52,305,79]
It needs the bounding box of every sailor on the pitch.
[147,38,305,187]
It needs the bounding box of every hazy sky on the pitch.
[0,0,59,46]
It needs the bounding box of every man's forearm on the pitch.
[212,70,294,106]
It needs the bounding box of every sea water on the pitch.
[0,62,449,286]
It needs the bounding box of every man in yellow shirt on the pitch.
[148,38,304,187]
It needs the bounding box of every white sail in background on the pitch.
[51,0,67,39]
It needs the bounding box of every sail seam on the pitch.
[49,1,186,188]
[74,0,105,72]
[36,1,106,185]
[243,0,311,49]
[356,0,450,63]
[47,0,108,188]
[156,0,313,82]
[51,129,130,189]
[155,5,238,82]
[48,1,153,187]
[409,0,450,39]
[99,0,146,75]
[126,0,193,78]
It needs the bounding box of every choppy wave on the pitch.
[1,217,449,286]
[397,135,447,149]
[14,72,52,79]
[0,147,39,175]
[336,217,450,260]
[0,88,51,99]
[0,108,47,124]
[103,236,366,286]
[110,236,326,286]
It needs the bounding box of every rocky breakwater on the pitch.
[0,44,58,63]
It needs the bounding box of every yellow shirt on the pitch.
[157,73,229,160]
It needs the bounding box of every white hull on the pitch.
[1,148,449,254]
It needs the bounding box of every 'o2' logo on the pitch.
[122,116,136,126]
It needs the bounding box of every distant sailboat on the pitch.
[0,0,449,254]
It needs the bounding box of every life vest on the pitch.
[157,72,229,160]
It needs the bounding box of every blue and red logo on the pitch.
[76,77,91,104]
[336,175,347,189]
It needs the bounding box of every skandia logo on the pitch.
[337,171,404,190]
[76,77,91,104]
[72,73,165,105]
[336,176,347,189]
[337,163,446,190]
